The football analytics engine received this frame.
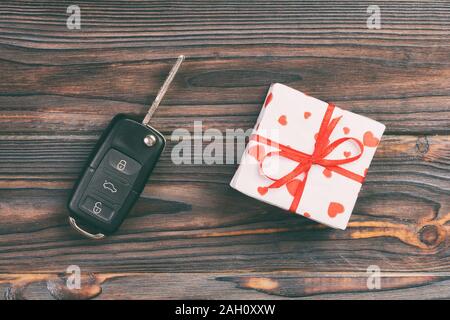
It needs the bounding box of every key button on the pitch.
[81,196,115,221]
[117,159,127,171]
[107,149,141,177]
[88,171,131,204]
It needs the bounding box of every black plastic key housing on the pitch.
[68,114,165,236]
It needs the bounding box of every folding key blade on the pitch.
[142,54,185,126]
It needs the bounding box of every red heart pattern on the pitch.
[278,115,287,126]
[343,127,350,134]
[304,112,311,119]
[323,168,332,178]
[328,202,345,218]
[257,186,268,196]
[344,151,351,158]
[363,131,379,147]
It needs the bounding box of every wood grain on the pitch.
[0,0,448,299]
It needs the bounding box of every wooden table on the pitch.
[0,1,449,300]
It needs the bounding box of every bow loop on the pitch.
[317,137,364,167]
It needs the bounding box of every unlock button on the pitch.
[81,196,115,221]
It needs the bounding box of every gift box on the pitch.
[230,83,385,230]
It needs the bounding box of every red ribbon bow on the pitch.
[251,103,365,212]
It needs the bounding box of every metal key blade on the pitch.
[142,55,185,126]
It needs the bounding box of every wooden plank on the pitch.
[0,94,449,135]
[0,55,448,135]
[1,272,450,300]
[0,134,448,185]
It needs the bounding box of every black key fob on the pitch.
[68,115,165,239]
[68,55,184,239]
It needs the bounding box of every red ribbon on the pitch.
[251,103,365,212]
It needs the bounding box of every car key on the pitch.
[68,55,185,239]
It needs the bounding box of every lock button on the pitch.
[106,149,142,177]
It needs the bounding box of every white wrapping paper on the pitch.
[230,83,385,230]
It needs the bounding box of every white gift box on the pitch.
[230,83,385,230]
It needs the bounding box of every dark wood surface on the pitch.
[0,0,449,299]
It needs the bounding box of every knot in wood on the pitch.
[418,224,443,247]
[415,136,429,155]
